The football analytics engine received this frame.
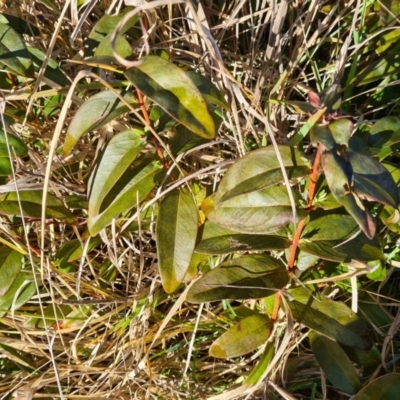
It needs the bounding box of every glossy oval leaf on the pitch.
[368,116,400,147]
[125,55,216,139]
[309,331,361,394]
[187,254,289,303]
[63,90,138,155]
[0,247,22,296]
[0,191,77,224]
[0,23,33,77]
[287,287,372,350]
[157,188,198,294]
[95,33,133,59]
[0,130,28,157]
[88,157,162,235]
[210,314,273,358]
[195,220,291,254]
[208,186,306,234]
[352,373,400,400]
[214,145,310,205]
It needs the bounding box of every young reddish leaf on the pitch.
[310,331,361,394]
[63,91,138,155]
[214,146,310,205]
[125,56,216,139]
[352,374,400,400]
[287,287,372,350]
[157,189,198,293]
[187,254,289,303]
[210,314,273,358]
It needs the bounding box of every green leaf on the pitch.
[54,238,102,268]
[368,116,400,147]
[349,149,400,207]
[0,191,77,224]
[208,186,307,234]
[63,90,138,155]
[0,23,33,77]
[0,157,11,176]
[157,188,198,293]
[88,129,145,217]
[195,220,291,254]
[187,254,289,303]
[309,332,361,394]
[244,342,275,384]
[286,287,372,350]
[351,52,400,86]
[88,156,162,235]
[94,33,133,59]
[214,145,310,205]
[0,247,22,296]
[0,272,36,318]
[125,55,216,139]
[352,373,400,400]
[300,212,384,262]
[0,129,28,157]
[185,71,230,110]
[27,46,70,86]
[210,314,273,358]
[321,150,376,239]
[380,0,400,25]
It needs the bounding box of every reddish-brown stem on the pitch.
[136,89,176,180]
[288,145,322,272]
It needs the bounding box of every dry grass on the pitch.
[0,0,399,399]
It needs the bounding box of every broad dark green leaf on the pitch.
[185,71,230,110]
[352,373,400,400]
[0,129,28,157]
[328,118,353,147]
[0,247,22,296]
[322,150,376,239]
[0,272,36,318]
[0,23,33,77]
[208,186,306,234]
[287,287,372,350]
[187,254,289,303]
[214,145,310,204]
[125,55,216,139]
[195,220,291,254]
[157,189,198,293]
[349,149,400,207]
[300,212,384,262]
[310,331,361,394]
[0,13,40,36]
[88,156,162,235]
[63,90,138,155]
[210,314,273,358]
[0,191,77,224]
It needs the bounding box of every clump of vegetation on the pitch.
[0,1,400,399]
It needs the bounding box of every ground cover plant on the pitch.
[0,0,400,399]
